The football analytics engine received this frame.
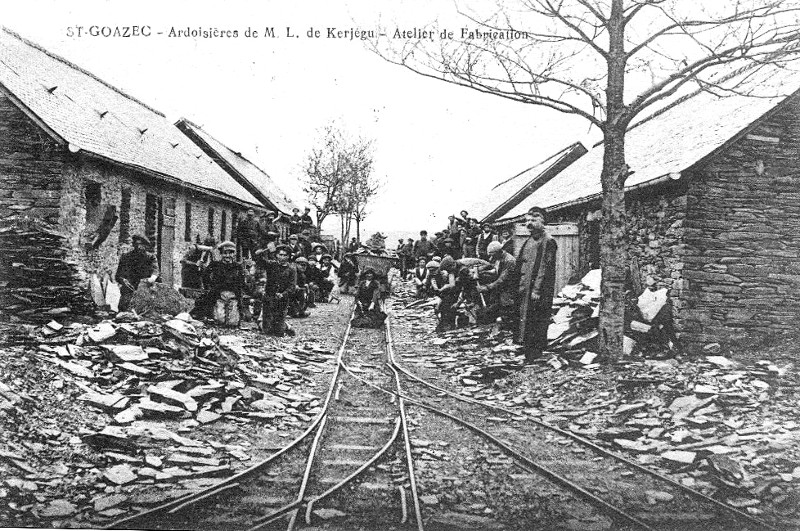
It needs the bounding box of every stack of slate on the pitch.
[546,269,602,353]
[0,217,94,322]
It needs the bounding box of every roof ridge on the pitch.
[0,26,166,117]
[590,62,795,149]
[492,141,583,190]
[177,117,279,182]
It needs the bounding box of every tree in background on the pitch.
[374,0,800,357]
[302,122,379,249]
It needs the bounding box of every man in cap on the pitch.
[513,206,557,362]
[475,223,496,261]
[338,252,358,294]
[236,208,260,260]
[115,235,158,312]
[289,256,311,318]
[298,229,313,258]
[317,254,336,301]
[477,241,517,325]
[288,207,302,235]
[413,230,434,261]
[258,211,282,244]
[287,233,303,260]
[300,207,314,231]
[191,241,247,325]
[260,244,297,336]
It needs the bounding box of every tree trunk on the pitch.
[598,0,629,358]
[355,216,361,242]
[598,128,628,358]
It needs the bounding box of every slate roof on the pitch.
[175,119,298,215]
[0,27,261,207]
[468,142,587,223]
[500,66,800,221]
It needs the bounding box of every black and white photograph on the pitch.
[1,1,800,529]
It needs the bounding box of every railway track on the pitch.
[109,310,423,531]
[382,306,777,531]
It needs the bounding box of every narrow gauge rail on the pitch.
[108,310,424,531]
[382,311,776,531]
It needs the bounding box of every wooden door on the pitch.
[160,198,176,287]
[513,222,579,295]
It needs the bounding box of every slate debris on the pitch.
[1,306,337,526]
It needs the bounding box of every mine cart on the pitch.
[353,253,397,299]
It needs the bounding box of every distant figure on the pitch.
[475,223,496,261]
[300,207,314,231]
[288,207,302,235]
[348,237,359,253]
[514,207,557,363]
[412,257,428,298]
[317,254,336,301]
[413,230,434,260]
[338,253,358,294]
[236,209,260,260]
[289,256,311,318]
[115,234,158,312]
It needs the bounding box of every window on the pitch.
[119,188,131,243]
[184,202,192,242]
[221,210,227,240]
[208,208,215,238]
[85,181,101,224]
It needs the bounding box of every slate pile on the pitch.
[0,311,336,526]
[0,217,95,323]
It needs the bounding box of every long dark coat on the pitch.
[514,233,557,345]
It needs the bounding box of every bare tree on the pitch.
[373,0,800,356]
[303,123,379,247]
[302,124,348,228]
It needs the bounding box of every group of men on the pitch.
[115,205,343,337]
[403,206,556,363]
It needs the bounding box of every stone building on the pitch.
[483,71,800,350]
[0,27,295,290]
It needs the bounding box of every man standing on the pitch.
[475,223,496,260]
[236,209,260,260]
[413,230,434,261]
[115,235,158,312]
[288,207,302,235]
[300,207,314,232]
[299,229,313,258]
[261,244,297,336]
[513,207,557,362]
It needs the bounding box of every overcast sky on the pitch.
[6,0,594,240]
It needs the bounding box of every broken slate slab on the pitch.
[196,410,221,424]
[88,322,117,343]
[669,395,714,419]
[147,386,198,412]
[166,453,221,467]
[93,494,127,512]
[39,499,77,518]
[313,508,347,520]
[80,392,129,411]
[104,464,137,485]
[661,450,697,464]
[102,344,148,363]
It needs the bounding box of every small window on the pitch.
[208,208,215,238]
[85,181,102,224]
[184,202,192,242]
[119,188,131,243]
[221,210,227,241]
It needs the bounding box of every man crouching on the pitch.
[260,244,297,336]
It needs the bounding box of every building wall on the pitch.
[681,98,800,348]
[0,95,65,223]
[60,156,244,288]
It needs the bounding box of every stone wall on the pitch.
[681,96,800,348]
[60,156,244,289]
[0,95,65,224]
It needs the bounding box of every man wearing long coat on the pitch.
[514,207,557,362]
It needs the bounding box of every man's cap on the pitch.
[292,207,300,212]
[321,253,333,260]
[308,255,318,262]
[132,234,150,246]
[313,243,327,252]
[266,231,278,237]
[482,223,492,230]
[301,229,311,236]
[265,210,276,217]
[432,256,441,262]
[439,256,456,272]
[487,241,502,254]
[425,261,440,269]
[217,241,236,251]
[304,206,310,211]
[363,267,375,276]
[289,234,299,240]
[527,206,548,221]
[443,238,454,244]
[420,230,427,235]
[294,256,308,264]
[275,244,291,254]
